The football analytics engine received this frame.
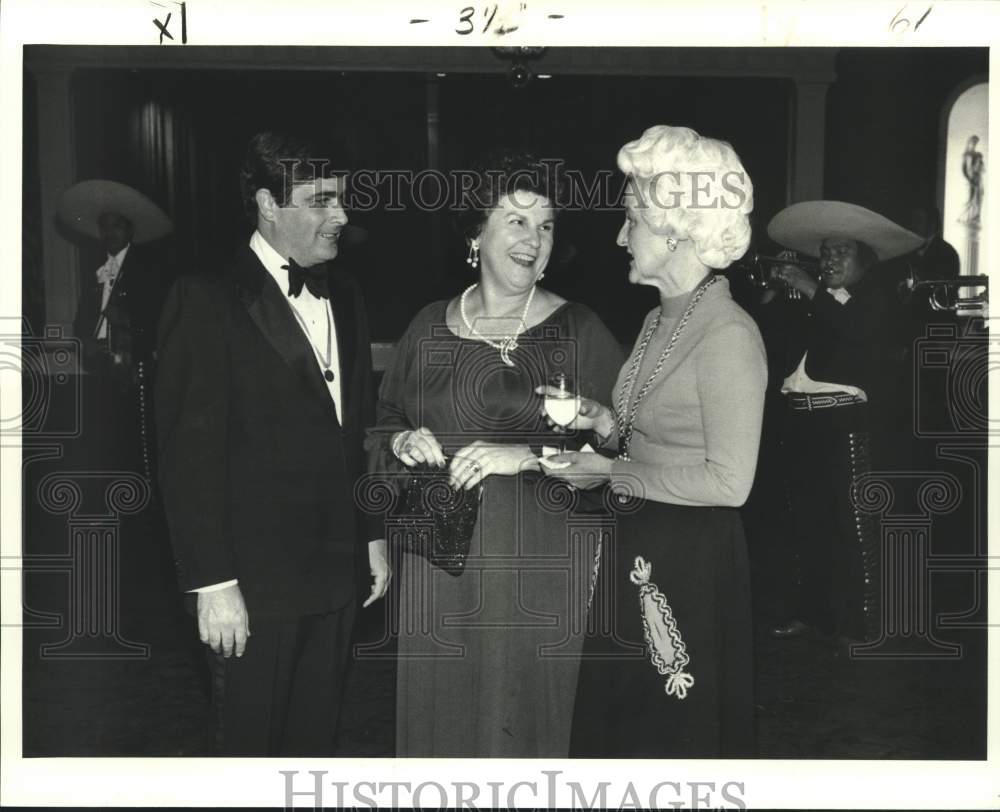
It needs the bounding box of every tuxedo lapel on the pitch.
[232,246,341,427]
[327,271,356,429]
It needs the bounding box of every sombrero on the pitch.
[58,180,173,244]
[767,201,922,261]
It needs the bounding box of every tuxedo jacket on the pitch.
[74,244,165,363]
[155,244,379,621]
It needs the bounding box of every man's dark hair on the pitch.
[454,149,567,242]
[240,132,343,224]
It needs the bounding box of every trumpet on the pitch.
[734,251,820,299]
[905,271,989,318]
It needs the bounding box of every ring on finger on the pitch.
[469,461,482,474]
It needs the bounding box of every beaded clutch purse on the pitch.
[395,463,482,577]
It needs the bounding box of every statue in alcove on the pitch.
[960,135,984,226]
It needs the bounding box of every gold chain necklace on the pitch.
[615,275,720,460]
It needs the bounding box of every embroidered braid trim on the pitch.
[630,556,695,700]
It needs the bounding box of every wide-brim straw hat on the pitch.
[767,200,922,261]
[58,180,173,244]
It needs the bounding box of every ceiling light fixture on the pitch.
[492,46,547,88]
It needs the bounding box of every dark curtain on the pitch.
[126,86,201,280]
[22,72,45,335]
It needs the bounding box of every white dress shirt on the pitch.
[250,230,343,419]
[192,231,343,595]
[95,244,130,339]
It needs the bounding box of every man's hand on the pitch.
[770,264,819,299]
[363,539,391,608]
[197,584,250,658]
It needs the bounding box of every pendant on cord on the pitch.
[499,337,518,367]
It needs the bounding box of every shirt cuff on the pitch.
[188,579,238,594]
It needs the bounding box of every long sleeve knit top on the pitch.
[608,277,767,508]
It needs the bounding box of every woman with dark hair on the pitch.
[367,151,623,757]
[540,125,767,757]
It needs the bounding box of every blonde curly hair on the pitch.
[617,125,754,269]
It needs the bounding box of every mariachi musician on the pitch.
[761,201,922,652]
[59,179,173,478]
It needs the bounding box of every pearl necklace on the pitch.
[460,282,537,367]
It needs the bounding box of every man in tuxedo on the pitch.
[156,132,390,756]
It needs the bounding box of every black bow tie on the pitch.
[283,258,329,299]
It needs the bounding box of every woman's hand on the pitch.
[449,441,538,491]
[534,385,615,440]
[538,451,613,490]
[391,427,446,468]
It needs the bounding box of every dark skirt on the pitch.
[570,499,755,758]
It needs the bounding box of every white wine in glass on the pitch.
[544,373,581,427]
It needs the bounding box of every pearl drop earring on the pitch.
[466,240,480,269]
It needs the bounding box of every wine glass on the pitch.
[544,373,581,431]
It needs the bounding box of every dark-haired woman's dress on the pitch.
[369,299,622,757]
